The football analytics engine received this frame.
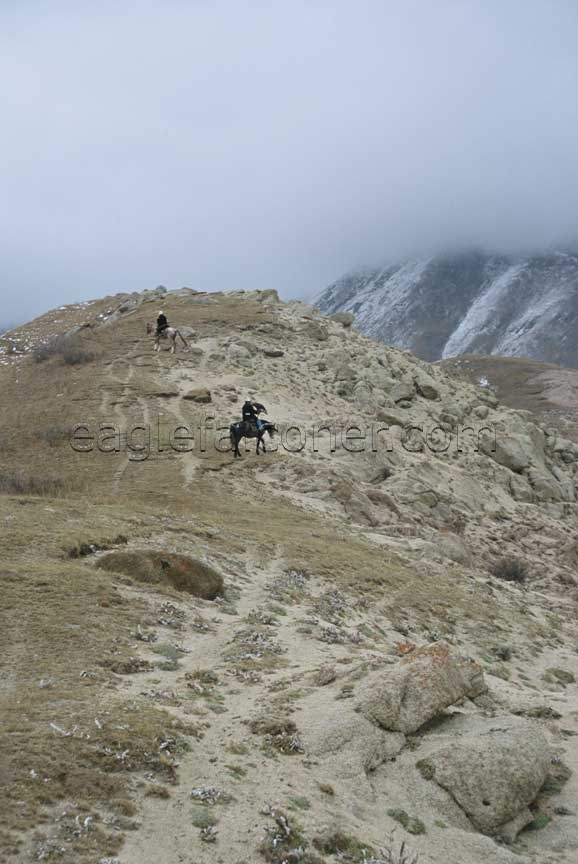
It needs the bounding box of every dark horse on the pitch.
[230,418,276,458]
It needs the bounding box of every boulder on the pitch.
[509,474,535,503]
[118,298,139,314]
[256,289,280,304]
[387,477,438,509]
[376,408,407,428]
[390,380,416,403]
[357,643,486,734]
[481,434,531,474]
[143,285,168,296]
[262,347,284,358]
[527,469,564,502]
[228,343,253,364]
[366,488,402,515]
[304,322,329,342]
[415,372,440,400]
[353,381,374,411]
[552,436,578,464]
[418,721,551,840]
[330,311,355,328]
[304,709,405,778]
[183,387,212,403]
[436,533,472,565]
[442,401,466,423]
[334,363,357,382]
[478,390,499,407]
[332,480,380,526]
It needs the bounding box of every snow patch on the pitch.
[441,263,525,359]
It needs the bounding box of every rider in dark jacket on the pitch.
[156,311,169,336]
[242,400,266,433]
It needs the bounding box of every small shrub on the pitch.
[249,716,304,755]
[67,535,127,559]
[492,645,512,661]
[489,556,528,584]
[525,813,551,831]
[313,830,375,861]
[32,335,94,366]
[260,809,323,864]
[288,795,310,811]
[0,469,65,496]
[225,764,247,779]
[226,742,248,756]
[33,338,63,363]
[34,425,68,446]
[387,809,426,835]
[62,345,94,366]
[369,837,420,864]
[191,805,218,829]
[145,784,171,799]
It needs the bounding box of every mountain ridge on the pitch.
[316,249,578,367]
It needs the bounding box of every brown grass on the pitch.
[0,496,202,861]
[0,469,67,496]
[95,550,224,598]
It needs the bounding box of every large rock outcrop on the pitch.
[356,643,486,734]
[417,721,552,841]
[303,707,405,779]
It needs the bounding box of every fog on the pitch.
[1,0,577,325]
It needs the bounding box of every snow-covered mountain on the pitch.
[316,250,578,367]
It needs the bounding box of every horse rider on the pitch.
[156,310,169,337]
[242,399,266,434]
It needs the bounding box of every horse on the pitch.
[146,322,188,353]
[230,417,277,458]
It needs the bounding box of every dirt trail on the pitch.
[118,548,338,864]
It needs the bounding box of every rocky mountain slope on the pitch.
[316,250,578,367]
[1,289,578,864]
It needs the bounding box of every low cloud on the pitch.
[1,0,577,324]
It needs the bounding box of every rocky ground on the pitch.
[1,287,578,864]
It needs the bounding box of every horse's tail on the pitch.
[178,330,188,347]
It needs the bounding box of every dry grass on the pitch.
[32,335,95,366]
[0,496,202,861]
[0,469,67,496]
[490,556,529,584]
[0,289,553,862]
[95,550,224,598]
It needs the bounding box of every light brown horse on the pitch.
[146,322,188,353]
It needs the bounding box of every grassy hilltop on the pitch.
[1,288,578,864]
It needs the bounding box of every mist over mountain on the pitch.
[2,1,578,323]
[316,249,578,367]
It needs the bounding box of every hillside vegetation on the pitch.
[1,287,578,864]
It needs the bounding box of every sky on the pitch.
[1,0,578,325]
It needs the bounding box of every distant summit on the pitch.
[316,250,578,367]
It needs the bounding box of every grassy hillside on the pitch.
[1,290,578,864]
